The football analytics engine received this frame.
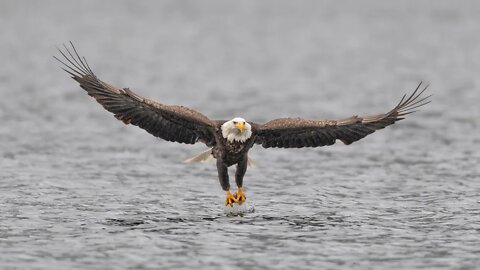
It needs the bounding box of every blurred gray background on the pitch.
[0,0,479,269]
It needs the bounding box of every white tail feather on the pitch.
[183,148,214,163]
[247,157,256,168]
[184,148,257,168]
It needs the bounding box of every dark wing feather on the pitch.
[55,42,217,146]
[254,83,431,148]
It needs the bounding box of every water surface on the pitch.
[1,1,479,269]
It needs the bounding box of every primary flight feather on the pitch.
[55,42,431,207]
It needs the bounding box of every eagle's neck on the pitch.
[224,131,251,143]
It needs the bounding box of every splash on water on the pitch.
[223,202,255,216]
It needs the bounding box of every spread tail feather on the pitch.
[184,148,214,163]
[184,148,256,168]
[247,157,256,168]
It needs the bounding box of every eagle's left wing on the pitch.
[55,43,217,146]
[253,83,430,148]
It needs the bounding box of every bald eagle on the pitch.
[55,43,431,207]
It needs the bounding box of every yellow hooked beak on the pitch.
[235,122,245,132]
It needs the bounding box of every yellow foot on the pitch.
[225,191,238,207]
[234,187,246,205]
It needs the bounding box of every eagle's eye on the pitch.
[233,121,237,124]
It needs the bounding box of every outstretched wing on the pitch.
[55,42,217,146]
[254,83,431,148]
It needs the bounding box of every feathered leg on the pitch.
[234,156,247,204]
[217,159,236,206]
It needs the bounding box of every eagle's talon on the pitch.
[234,187,246,205]
[225,191,237,207]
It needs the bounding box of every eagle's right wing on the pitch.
[253,83,430,148]
[55,43,217,146]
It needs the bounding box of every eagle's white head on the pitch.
[221,117,252,143]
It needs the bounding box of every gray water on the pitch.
[1,1,480,269]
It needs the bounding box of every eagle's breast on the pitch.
[225,140,248,155]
